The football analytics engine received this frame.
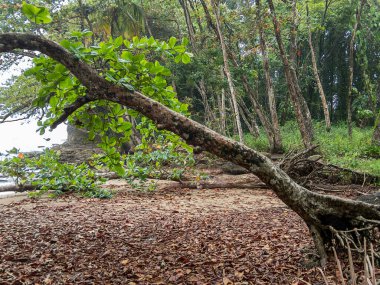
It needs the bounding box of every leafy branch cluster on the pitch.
[0,148,110,198]
[24,30,193,175]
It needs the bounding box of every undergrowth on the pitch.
[245,122,380,176]
[0,148,110,198]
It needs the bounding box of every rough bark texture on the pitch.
[211,0,244,144]
[1,33,379,262]
[267,0,314,148]
[306,2,331,132]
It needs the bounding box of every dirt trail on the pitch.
[0,175,340,284]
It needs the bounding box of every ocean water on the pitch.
[0,119,67,188]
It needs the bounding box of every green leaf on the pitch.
[181,53,191,64]
[173,45,186,53]
[174,54,182,63]
[181,37,189,46]
[114,36,123,48]
[168,37,177,48]
[22,1,52,24]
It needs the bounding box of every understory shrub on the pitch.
[0,148,109,198]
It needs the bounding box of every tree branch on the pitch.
[51,95,94,129]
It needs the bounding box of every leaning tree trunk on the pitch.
[1,33,379,266]
[211,0,244,144]
[306,2,331,132]
[267,0,314,148]
[347,0,364,139]
[257,0,283,153]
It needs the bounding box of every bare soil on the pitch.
[0,172,376,284]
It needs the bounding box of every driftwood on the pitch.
[0,184,34,193]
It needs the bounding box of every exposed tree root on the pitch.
[279,145,380,188]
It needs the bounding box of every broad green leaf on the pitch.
[181,37,189,46]
[181,53,191,64]
[168,37,177,48]
[22,1,52,24]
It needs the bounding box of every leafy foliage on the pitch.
[24,31,193,176]
[123,134,195,190]
[21,1,52,24]
[0,148,108,197]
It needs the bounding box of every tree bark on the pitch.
[347,0,364,139]
[372,111,380,146]
[178,0,196,50]
[178,0,217,127]
[306,2,331,132]
[200,0,277,147]
[211,0,244,143]
[267,0,314,148]
[1,33,379,263]
[257,0,283,153]
[289,0,298,70]
[238,99,260,138]
[218,66,227,135]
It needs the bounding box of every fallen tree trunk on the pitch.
[0,184,34,193]
[1,33,379,264]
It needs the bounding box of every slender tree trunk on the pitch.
[178,0,217,127]
[239,98,260,136]
[228,96,238,137]
[178,0,196,50]
[289,0,298,70]
[201,0,275,145]
[347,0,364,139]
[267,0,314,148]
[288,0,314,141]
[306,2,331,132]
[211,0,244,143]
[238,98,260,138]
[195,80,214,125]
[199,0,216,32]
[257,0,283,153]
[218,66,226,135]
[372,112,380,146]
[188,0,204,34]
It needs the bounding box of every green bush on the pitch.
[0,149,109,198]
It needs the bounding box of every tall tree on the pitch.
[211,0,244,143]
[347,0,365,138]
[200,0,281,151]
[306,1,331,132]
[257,0,283,153]
[267,0,314,148]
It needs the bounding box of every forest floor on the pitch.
[0,164,378,284]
